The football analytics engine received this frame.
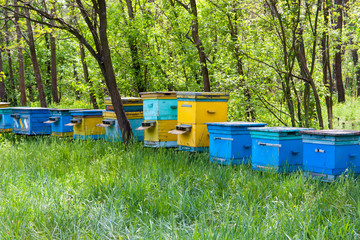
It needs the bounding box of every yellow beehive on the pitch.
[72,116,105,139]
[172,92,229,152]
[177,92,229,125]
[143,120,177,142]
[103,111,143,120]
[0,102,10,109]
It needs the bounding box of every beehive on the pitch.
[140,92,177,120]
[104,97,143,112]
[137,120,177,147]
[11,107,51,135]
[0,102,10,109]
[0,108,13,133]
[206,122,267,165]
[171,92,229,152]
[45,109,87,137]
[301,130,360,181]
[249,127,314,173]
[137,92,177,148]
[67,110,104,140]
[99,111,144,142]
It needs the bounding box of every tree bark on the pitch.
[14,0,26,106]
[3,7,17,104]
[98,0,133,142]
[189,0,210,92]
[0,48,8,101]
[322,0,333,128]
[334,0,345,103]
[124,0,145,93]
[352,50,360,97]
[25,8,47,107]
[50,18,59,103]
[79,43,98,108]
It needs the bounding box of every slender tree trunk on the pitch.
[4,8,16,104]
[352,50,360,97]
[50,20,59,103]
[79,43,98,108]
[334,0,345,103]
[124,0,145,93]
[0,48,8,101]
[322,0,333,128]
[25,8,47,107]
[189,0,210,92]
[74,63,81,100]
[98,0,132,142]
[14,0,26,106]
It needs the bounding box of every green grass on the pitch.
[0,134,359,239]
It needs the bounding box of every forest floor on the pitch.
[0,98,358,238]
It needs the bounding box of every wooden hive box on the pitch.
[104,97,143,112]
[99,118,144,142]
[171,92,229,152]
[0,108,13,133]
[45,109,87,137]
[67,110,104,140]
[206,122,267,165]
[249,127,314,173]
[140,92,178,120]
[11,107,51,135]
[0,102,10,109]
[136,120,177,148]
[301,130,360,181]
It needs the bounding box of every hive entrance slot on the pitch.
[44,117,60,124]
[65,119,82,126]
[10,114,20,119]
[97,119,115,128]
[136,121,156,130]
[169,124,192,135]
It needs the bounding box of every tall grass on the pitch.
[0,134,358,239]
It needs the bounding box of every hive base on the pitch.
[252,163,301,173]
[144,141,177,148]
[178,145,208,152]
[210,157,249,165]
[73,134,104,140]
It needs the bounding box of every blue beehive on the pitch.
[301,129,360,181]
[206,122,267,165]
[0,108,13,132]
[45,109,73,137]
[249,127,313,172]
[11,107,51,135]
[140,92,177,120]
[100,118,144,142]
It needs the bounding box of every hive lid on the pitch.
[49,108,89,111]
[104,97,143,104]
[249,127,314,132]
[139,91,177,99]
[177,92,229,99]
[0,102,10,108]
[300,129,360,136]
[206,121,267,127]
[70,109,103,116]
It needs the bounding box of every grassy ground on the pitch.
[0,134,359,239]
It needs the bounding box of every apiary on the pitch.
[0,108,13,133]
[11,107,51,135]
[171,92,229,152]
[301,129,360,181]
[67,110,104,140]
[104,97,143,113]
[249,127,314,173]
[44,109,87,137]
[206,122,267,165]
[98,111,144,142]
[137,92,177,148]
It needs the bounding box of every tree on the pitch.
[334,0,345,103]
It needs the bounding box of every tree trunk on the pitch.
[334,0,345,103]
[322,0,333,129]
[4,8,17,105]
[98,0,133,142]
[125,0,145,93]
[189,0,210,92]
[352,49,360,97]
[14,0,26,106]
[25,8,47,107]
[79,43,98,108]
[50,20,59,103]
[0,48,8,101]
